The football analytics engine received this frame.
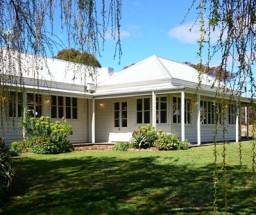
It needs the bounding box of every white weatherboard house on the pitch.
[0,54,250,145]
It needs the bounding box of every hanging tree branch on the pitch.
[0,0,122,123]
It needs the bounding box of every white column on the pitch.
[91,99,95,143]
[197,94,201,145]
[236,103,239,143]
[245,106,249,138]
[22,92,27,139]
[181,91,185,141]
[152,91,156,128]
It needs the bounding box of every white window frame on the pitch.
[156,97,167,123]
[51,96,78,119]
[173,97,191,124]
[137,98,151,124]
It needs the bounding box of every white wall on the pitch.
[0,118,23,145]
[1,95,89,145]
[95,94,238,143]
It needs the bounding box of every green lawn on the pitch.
[2,142,256,215]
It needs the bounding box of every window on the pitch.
[27,93,41,117]
[8,92,23,117]
[156,97,167,123]
[173,97,191,124]
[229,104,236,124]
[114,102,127,127]
[137,98,150,124]
[51,96,78,119]
[200,101,223,124]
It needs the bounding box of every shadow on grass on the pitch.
[2,155,256,215]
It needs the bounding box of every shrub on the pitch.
[22,114,73,154]
[179,140,190,150]
[131,124,158,149]
[154,133,180,150]
[113,142,131,151]
[10,139,34,154]
[0,138,14,204]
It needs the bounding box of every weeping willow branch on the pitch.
[190,0,256,212]
[0,0,122,125]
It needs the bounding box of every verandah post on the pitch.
[181,91,185,141]
[152,91,156,129]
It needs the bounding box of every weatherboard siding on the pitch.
[1,96,89,145]
[43,96,89,143]
[67,98,88,143]
[0,119,23,144]
[94,95,238,143]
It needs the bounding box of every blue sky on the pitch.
[96,0,203,71]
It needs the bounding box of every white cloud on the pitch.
[133,0,143,7]
[104,24,141,40]
[168,21,220,44]
[120,30,131,39]
[105,30,130,40]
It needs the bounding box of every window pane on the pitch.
[36,106,41,117]
[122,111,127,118]
[173,97,180,124]
[144,111,150,123]
[52,96,56,105]
[161,111,167,123]
[121,102,127,128]
[73,108,78,119]
[114,119,120,127]
[173,115,177,123]
[72,98,77,107]
[51,106,57,118]
[66,97,71,106]
[58,97,63,106]
[144,98,150,110]
[137,99,142,111]
[18,93,23,117]
[72,98,78,119]
[114,102,119,110]
[160,97,167,109]
[36,94,41,104]
[114,111,119,119]
[59,106,64,118]
[66,107,71,119]
[9,92,15,117]
[121,102,127,110]
[122,119,127,127]
[27,93,34,105]
[51,96,57,118]
[137,112,142,124]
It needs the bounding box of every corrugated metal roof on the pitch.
[98,55,214,87]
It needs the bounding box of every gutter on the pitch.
[92,86,185,99]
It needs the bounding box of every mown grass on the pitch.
[1,141,256,215]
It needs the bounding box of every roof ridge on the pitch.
[154,56,173,79]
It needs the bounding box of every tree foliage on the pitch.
[0,0,121,120]
[191,0,256,96]
[55,49,101,67]
[184,61,233,82]
[191,1,256,212]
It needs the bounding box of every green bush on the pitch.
[154,132,180,150]
[131,125,189,150]
[154,132,190,151]
[10,139,34,154]
[113,142,131,151]
[179,140,190,150]
[0,139,14,204]
[131,124,158,149]
[22,114,73,154]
